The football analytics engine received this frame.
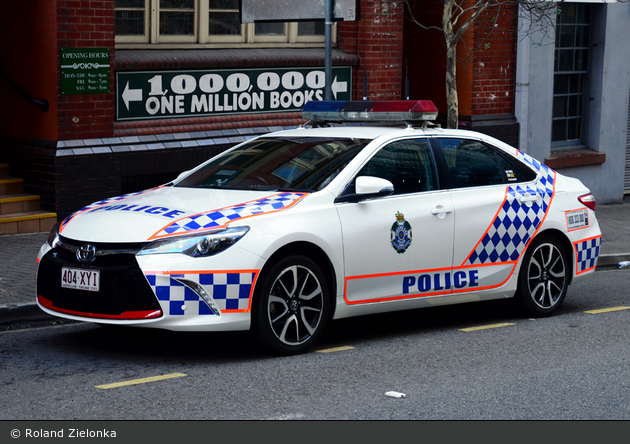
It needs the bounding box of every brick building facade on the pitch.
[1,0,522,232]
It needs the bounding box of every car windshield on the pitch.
[175,136,371,192]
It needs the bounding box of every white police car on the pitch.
[37,100,602,355]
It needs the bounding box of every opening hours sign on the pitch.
[115,67,352,121]
[61,48,110,95]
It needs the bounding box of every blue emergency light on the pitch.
[302,100,439,123]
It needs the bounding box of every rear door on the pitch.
[433,137,546,296]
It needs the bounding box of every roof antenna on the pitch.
[405,59,409,101]
[363,71,367,101]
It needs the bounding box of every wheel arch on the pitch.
[255,241,338,320]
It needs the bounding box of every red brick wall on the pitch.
[1,0,405,143]
[339,0,404,101]
[54,0,406,139]
[56,0,116,140]
[470,3,518,115]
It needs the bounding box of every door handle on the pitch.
[520,194,538,207]
[431,205,453,219]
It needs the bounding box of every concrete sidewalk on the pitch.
[1,197,629,325]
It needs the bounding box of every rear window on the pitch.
[437,138,537,189]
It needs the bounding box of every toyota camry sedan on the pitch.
[36,100,602,355]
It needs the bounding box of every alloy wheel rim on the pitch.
[267,265,324,346]
[527,242,567,309]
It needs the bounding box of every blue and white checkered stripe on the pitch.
[151,192,307,239]
[516,151,556,206]
[466,152,556,265]
[145,272,257,316]
[574,236,601,274]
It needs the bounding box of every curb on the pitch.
[597,253,630,268]
[0,302,56,326]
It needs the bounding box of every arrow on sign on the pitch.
[331,76,348,100]
[122,82,143,110]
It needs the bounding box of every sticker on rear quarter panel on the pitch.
[566,208,589,231]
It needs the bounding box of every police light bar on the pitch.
[340,101,375,121]
[300,100,347,121]
[302,100,439,123]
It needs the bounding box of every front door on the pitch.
[335,137,455,306]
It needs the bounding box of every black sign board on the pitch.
[116,67,352,121]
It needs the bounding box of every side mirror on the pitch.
[335,176,394,203]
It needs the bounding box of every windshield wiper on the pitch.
[195,185,243,190]
[270,187,313,193]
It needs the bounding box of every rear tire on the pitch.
[516,235,569,317]
[252,255,329,355]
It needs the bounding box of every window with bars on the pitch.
[552,3,591,148]
[114,0,329,46]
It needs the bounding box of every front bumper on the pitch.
[36,237,262,332]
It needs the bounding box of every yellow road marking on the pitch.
[584,306,630,315]
[459,322,515,332]
[316,345,355,353]
[95,373,186,389]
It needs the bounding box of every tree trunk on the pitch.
[442,0,459,129]
[445,41,459,129]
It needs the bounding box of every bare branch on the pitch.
[453,0,500,42]
[452,1,492,28]
[404,0,445,32]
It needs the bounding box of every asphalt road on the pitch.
[1,268,629,420]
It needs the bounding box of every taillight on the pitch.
[578,193,596,211]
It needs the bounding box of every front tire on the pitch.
[516,235,569,317]
[252,255,329,355]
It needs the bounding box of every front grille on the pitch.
[37,238,162,319]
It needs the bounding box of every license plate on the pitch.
[61,267,100,292]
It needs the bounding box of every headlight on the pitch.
[137,226,249,258]
[47,222,61,248]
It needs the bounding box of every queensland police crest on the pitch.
[391,212,412,253]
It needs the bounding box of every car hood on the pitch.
[59,186,309,243]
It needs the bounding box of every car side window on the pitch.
[436,138,535,189]
[356,138,438,195]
